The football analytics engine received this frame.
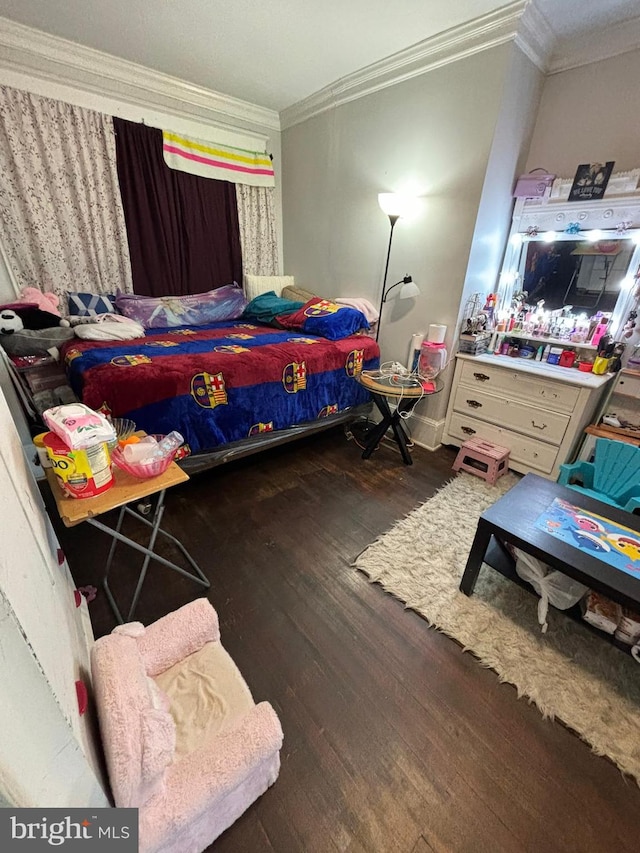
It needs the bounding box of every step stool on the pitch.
[452,437,510,485]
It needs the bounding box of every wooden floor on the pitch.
[50,427,640,852]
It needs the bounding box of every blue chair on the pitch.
[558,438,640,513]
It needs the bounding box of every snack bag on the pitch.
[43,403,116,450]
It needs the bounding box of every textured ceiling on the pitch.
[0,0,638,112]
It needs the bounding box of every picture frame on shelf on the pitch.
[568,161,615,202]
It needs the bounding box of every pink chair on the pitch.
[91,599,283,853]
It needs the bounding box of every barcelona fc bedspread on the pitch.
[61,321,380,455]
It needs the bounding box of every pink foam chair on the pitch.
[91,599,283,853]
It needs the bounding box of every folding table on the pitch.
[45,459,209,624]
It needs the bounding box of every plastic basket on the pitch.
[111,436,174,479]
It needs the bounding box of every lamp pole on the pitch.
[377,214,399,342]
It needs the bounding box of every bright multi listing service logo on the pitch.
[3,809,138,850]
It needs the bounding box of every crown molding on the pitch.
[280,1,528,130]
[548,13,640,75]
[514,0,555,73]
[0,17,280,138]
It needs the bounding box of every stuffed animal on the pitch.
[18,287,62,317]
[0,308,23,335]
[0,304,75,356]
[7,304,67,330]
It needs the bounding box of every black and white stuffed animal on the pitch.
[0,309,23,335]
[0,306,74,355]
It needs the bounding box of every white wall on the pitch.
[0,384,108,806]
[281,42,526,442]
[282,44,513,345]
[458,47,543,316]
[526,49,640,176]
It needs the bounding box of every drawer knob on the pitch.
[466,399,482,408]
[473,372,490,382]
[531,420,548,430]
[461,426,476,435]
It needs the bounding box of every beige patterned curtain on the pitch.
[0,86,133,300]
[235,184,279,275]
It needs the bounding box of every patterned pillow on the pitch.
[115,284,247,329]
[67,292,116,317]
[277,298,369,340]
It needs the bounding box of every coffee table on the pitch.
[460,473,640,644]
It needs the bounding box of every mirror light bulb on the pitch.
[542,230,556,243]
[585,229,603,242]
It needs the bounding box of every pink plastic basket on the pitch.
[111,436,175,479]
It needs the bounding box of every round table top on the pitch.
[356,371,443,398]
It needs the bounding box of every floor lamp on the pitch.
[376,193,420,343]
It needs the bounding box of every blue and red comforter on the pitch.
[61,320,379,454]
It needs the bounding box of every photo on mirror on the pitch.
[568,161,615,201]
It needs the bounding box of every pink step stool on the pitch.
[453,437,510,485]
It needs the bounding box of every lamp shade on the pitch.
[378,193,419,219]
[399,279,420,299]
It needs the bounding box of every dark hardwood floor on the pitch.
[49,427,640,852]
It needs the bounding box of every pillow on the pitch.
[116,284,247,329]
[281,284,320,303]
[277,298,369,341]
[242,291,304,325]
[67,291,116,317]
[243,274,295,302]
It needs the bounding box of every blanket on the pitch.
[62,320,379,454]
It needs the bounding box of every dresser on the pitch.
[443,353,612,479]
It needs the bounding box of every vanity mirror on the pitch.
[520,237,633,314]
[498,175,640,338]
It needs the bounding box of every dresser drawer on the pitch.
[459,361,580,413]
[452,385,570,445]
[447,413,558,474]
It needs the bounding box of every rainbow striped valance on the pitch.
[162,130,275,187]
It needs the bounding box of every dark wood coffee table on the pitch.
[460,473,640,647]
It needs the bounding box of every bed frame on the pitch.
[179,403,372,474]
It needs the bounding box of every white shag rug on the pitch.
[354,471,640,784]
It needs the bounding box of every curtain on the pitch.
[113,117,242,297]
[0,86,133,299]
[236,184,279,276]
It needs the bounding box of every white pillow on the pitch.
[243,274,295,302]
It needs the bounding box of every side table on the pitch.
[45,458,210,624]
[355,372,443,464]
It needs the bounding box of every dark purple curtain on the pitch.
[113,117,242,297]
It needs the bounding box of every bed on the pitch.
[60,319,379,470]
